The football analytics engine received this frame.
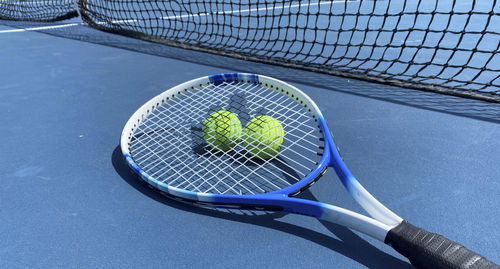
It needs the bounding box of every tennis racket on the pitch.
[121,73,498,269]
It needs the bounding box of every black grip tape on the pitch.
[385,221,499,269]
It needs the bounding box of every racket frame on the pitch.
[120,73,402,241]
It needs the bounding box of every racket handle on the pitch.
[385,221,499,269]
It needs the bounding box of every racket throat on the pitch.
[282,198,391,241]
[325,136,403,227]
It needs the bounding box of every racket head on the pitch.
[120,73,336,207]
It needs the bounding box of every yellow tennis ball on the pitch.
[202,110,242,151]
[243,115,284,160]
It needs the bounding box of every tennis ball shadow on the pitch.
[111,145,411,269]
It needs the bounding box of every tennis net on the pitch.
[1,0,499,102]
[77,0,500,102]
[0,0,78,22]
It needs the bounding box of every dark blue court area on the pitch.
[1,2,499,268]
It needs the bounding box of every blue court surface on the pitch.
[1,9,499,269]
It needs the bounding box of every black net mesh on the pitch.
[0,0,78,22]
[1,0,499,102]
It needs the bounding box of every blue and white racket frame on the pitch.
[121,73,498,269]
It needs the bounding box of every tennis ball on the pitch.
[202,110,242,151]
[243,115,284,160]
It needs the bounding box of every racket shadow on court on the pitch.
[111,146,411,269]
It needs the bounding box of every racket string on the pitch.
[131,80,316,192]
[131,84,283,194]
[134,107,253,193]
[129,80,324,195]
[136,82,288,193]
[130,81,312,188]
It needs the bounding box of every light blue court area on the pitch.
[1,1,499,268]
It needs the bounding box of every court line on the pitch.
[0,0,359,34]
[0,23,79,33]
[119,0,360,23]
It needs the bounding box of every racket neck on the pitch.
[281,197,391,241]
